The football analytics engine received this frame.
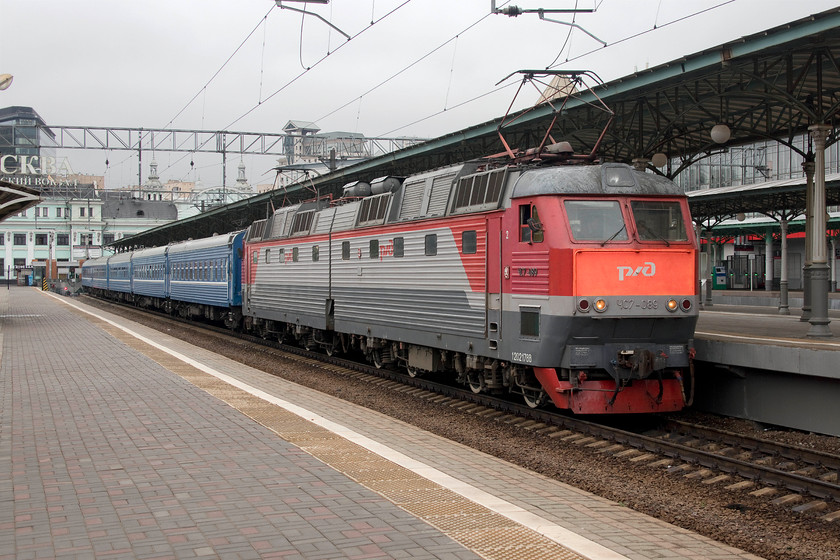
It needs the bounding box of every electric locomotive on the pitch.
[241,147,698,414]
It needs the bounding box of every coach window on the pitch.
[265,249,271,264]
[519,204,544,243]
[342,241,350,260]
[370,239,379,259]
[312,245,319,262]
[393,236,404,258]
[462,231,477,254]
[425,234,437,256]
[293,247,299,262]
[253,251,259,264]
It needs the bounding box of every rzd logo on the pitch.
[617,262,656,281]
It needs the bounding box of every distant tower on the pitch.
[536,75,576,105]
[235,160,250,191]
[144,159,164,200]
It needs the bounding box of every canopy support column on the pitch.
[806,124,832,338]
[779,218,790,315]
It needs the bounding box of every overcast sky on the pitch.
[1,0,838,188]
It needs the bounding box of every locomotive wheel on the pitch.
[522,388,547,409]
[324,335,339,357]
[372,350,386,369]
[467,372,485,394]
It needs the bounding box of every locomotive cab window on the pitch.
[519,205,543,243]
[630,201,689,243]
[565,200,628,242]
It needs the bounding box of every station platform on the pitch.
[693,295,840,437]
[0,286,763,560]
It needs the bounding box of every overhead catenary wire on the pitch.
[161,4,276,131]
[223,0,414,131]
[158,1,415,179]
[547,0,735,69]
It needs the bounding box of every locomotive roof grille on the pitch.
[357,193,390,226]
[450,167,508,214]
[289,210,316,236]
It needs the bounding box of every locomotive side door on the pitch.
[486,216,503,349]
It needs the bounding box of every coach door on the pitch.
[486,216,502,350]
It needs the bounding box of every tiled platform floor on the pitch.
[0,287,764,560]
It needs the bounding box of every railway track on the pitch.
[81,295,840,522]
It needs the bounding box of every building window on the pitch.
[13,234,26,246]
[35,234,48,246]
[79,207,85,217]
[88,207,94,218]
[34,207,40,217]
[103,233,115,245]
[14,258,25,269]
[56,207,62,218]
[42,207,49,218]
[0,258,4,275]
[56,234,69,246]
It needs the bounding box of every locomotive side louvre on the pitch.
[242,162,508,355]
[329,216,489,346]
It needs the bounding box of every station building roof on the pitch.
[113,7,840,250]
[0,180,40,223]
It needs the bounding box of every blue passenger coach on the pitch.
[81,256,109,292]
[106,252,132,297]
[167,231,245,324]
[131,245,169,304]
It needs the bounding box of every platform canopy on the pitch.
[0,180,41,223]
[114,7,840,250]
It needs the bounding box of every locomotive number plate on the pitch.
[615,298,658,310]
[511,352,533,363]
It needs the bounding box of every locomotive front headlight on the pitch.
[666,298,679,312]
[593,298,608,313]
